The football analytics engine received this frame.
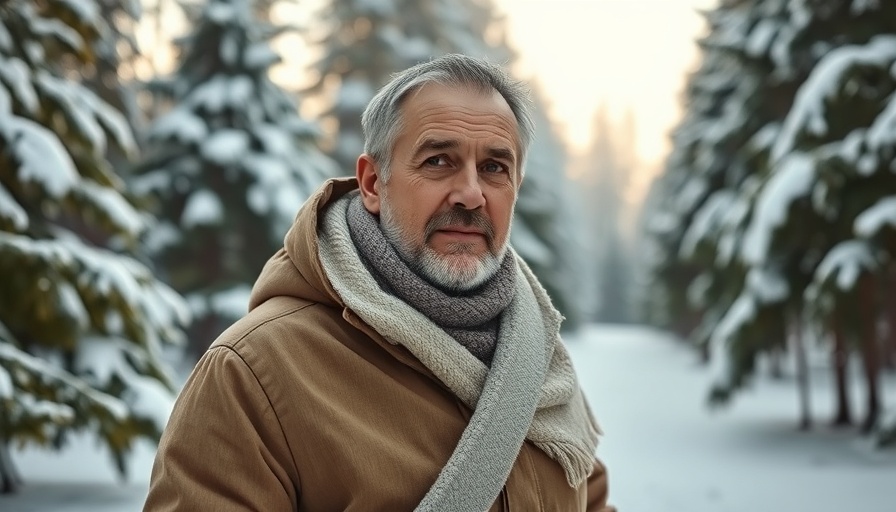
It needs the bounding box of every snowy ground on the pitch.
[3,324,895,511]
[567,325,896,512]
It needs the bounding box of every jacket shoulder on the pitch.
[208,295,364,366]
[211,296,317,349]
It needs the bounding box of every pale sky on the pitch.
[494,0,716,168]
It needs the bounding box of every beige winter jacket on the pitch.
[144,178,616,511]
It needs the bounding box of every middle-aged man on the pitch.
[144,53,616,511]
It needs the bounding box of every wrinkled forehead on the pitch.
[396,82,522,159]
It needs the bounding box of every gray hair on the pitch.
[360,54,535,181]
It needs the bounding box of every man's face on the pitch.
[358,82,522,291]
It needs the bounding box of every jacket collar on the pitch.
[249,177,358,311]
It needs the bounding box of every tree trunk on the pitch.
[699,336,710,365]
[884,279,896,371]
[858,340,881,434]
[792,317,812,431]
[831,322,853,427]
[0,440,23,494]
[885,315,896,371]
[858,274,882,434]
[769,345,785,380]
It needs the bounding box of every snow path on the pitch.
[567,325,896,512]
[3,324,895,511]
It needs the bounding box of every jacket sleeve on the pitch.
[586,457,617,512]
[144,346,299,511]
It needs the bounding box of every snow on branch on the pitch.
[0,181,28,231]
[181,188,224,228]
[28,10,83,55]
[0,232,190,346]
[0,55,39,113]
[679,190,736,260]
[741,152,816,265]
[708,293,755,394]
[772,36,896,162]
[74,180,148,238]
[74,336,175,432]
[56,0,102,26]
[862,93,896,167]
[243,42,279,70]
[851,0,882,15]
[812,240,878,293]
[0,323,130,433]
[855,196,896,239]
[35,71,138,156]
[1,114,80,198]
[200,129,250,166]
[148,108,208,144]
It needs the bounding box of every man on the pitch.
[144,54,615,511]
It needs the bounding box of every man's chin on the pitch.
[421,252,498,291]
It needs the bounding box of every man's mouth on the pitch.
[438,226,485,236]
[425,207,496,248]
[434,228,486,243]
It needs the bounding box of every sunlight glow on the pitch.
[495,0,715,164]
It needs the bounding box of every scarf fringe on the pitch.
[539,439,599,487]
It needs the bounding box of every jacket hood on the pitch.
[248,178,359,311]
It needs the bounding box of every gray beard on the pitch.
[379,198,508,292]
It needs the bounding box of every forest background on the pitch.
[2,0,896,494]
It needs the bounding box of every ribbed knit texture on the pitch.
[318,192,601,511]
[346,195,515,366]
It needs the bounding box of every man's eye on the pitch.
[482,162,507,173]
[424,156,448,166]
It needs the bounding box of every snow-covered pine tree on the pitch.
[648,0,815,398]
[647,0,785,368]
[133,0,336,358]
[0,0,188,492]
[708,0,896,431]
[684,0,800,405]
[653,0,896,433]
[759,33,896,433]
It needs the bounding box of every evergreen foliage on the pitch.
[87,0,145,142]
[0,0,188,492]
[133,0,336,357]
[648,0,896,436]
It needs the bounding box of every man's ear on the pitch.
[356,153,381,214]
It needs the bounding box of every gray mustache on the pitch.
[425,207,496,247]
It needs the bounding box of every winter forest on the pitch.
[1,0,896,509]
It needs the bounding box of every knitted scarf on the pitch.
[345,195,515,366]
[318,191,600,511]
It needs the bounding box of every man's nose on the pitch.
[448,163,486,210]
